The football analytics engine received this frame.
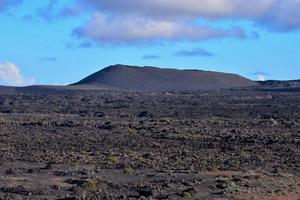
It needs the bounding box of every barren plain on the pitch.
[0,85,299,199]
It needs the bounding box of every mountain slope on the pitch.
[72,64,257,92]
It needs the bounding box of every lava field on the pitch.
[0,88,299,199]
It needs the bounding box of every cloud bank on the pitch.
[39,0,300,44]
[73,13,249,44]
[78,0,300,31]
[0,62,35,86]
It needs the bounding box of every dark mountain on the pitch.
[72,64,257,92]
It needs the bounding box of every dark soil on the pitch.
[0,88,299,199]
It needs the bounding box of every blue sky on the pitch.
[0,0,300,86]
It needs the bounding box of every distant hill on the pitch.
[257,80,300,88]
[72,64,257,92]
[255,79,300,92]
[0,65,261,94]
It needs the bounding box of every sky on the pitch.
[0,0,300,86]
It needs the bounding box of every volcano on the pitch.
[72,64,257,92]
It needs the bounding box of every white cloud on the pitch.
[0,62,35,86]
[66,0,300,44]
[73,13,249,44]
[250,71,269,81]
[62,0,300,44]
[74,0,300,31]
[257,74,266,81]
[81,0,272,19]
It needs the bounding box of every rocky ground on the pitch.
[0,88,299,199]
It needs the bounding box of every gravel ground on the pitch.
[0,88,299,199]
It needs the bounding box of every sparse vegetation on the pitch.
[81,179,98,191]
[182,191,192,198]
[0,86,299,199]
[225,181,239,194]
[123,166,134,174]
[107,156,118,163]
